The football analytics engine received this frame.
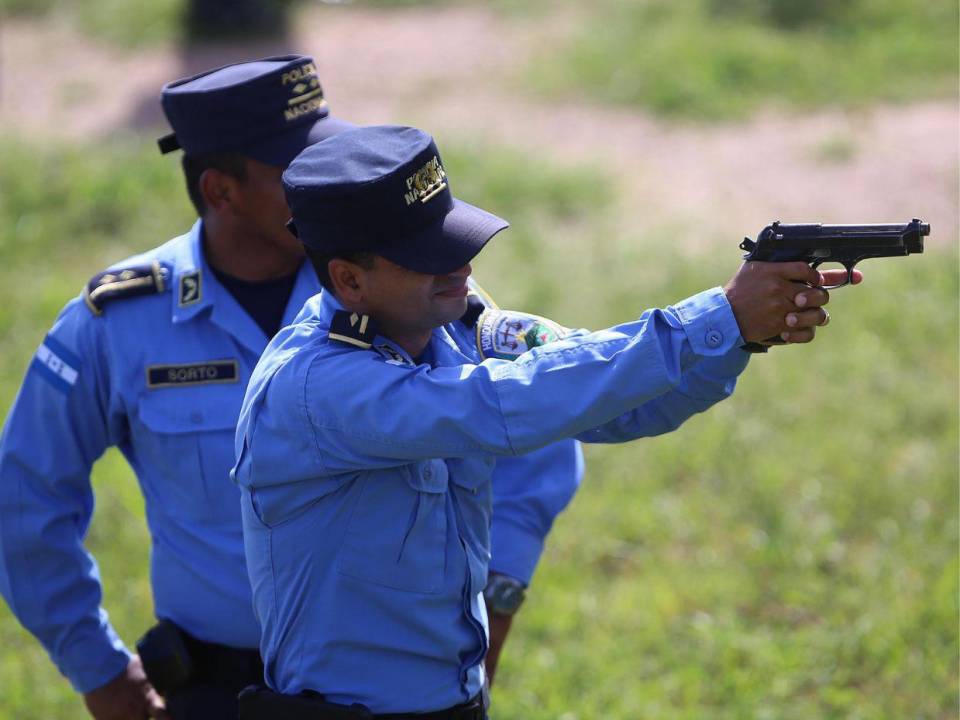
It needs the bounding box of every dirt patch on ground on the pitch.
[1,5,956,248]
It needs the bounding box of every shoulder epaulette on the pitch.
[328,310,379,349]
[83,260,169,316]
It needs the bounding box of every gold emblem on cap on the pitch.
[404,156,447,206]
[282,62,326,122]
[281,62,318,86]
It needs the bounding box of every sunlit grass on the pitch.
[530,0,959,119]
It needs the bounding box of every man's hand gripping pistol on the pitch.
[738,219,929,352]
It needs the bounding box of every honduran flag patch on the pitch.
[32,335,81,394]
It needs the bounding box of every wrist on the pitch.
[61,630,131,694]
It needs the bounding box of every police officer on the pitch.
[232,125,854,717]
[0,55,348,720]
[0,58,581,719]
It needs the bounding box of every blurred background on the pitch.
[0,0,957,717]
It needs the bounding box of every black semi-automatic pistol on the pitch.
[738,218,929,351]
[740,219,928,287]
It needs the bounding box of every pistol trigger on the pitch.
[844,262,857,287]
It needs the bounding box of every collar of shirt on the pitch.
[312,290,476,369]
[171,220,320,356]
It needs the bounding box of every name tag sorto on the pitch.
[146,360,239,388]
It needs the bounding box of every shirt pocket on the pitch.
[446,456,493,590]
[338,459,449,594]
[135,393,242,525]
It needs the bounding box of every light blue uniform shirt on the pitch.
[0,220,581,693]
[232,286,750,713]
[0,221,317,692]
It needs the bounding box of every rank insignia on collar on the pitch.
[329,311,379,349]
[374,343,412,366]
[477,310,568,361]
[83,261,168,316]
[178,271,202,307]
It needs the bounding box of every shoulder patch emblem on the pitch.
[32,334,81,394]
[328,311,379,349]
[146,360,239,388]
[178,271,202,307]
[84,261,168,316]
[477,310,568,361]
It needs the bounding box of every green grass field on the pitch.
[531,0,959,119]
[0,134,956,719]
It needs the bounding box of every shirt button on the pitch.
[190,411,203,424]
[705,330,723,348]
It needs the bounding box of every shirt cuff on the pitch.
[59,620,132,693]
[672,287,744,356]
[489,517,546,586]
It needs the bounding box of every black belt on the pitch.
[238,686,486,720]
[178,627,263,685]
[376,692,485,720]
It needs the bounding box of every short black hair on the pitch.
[304,245,375,294]
[181,152,249,216]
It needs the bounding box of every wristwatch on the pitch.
[483,573,527,616]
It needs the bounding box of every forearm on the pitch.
[0,460,131,691]
[576,344,750,444]
[496,287,745,453]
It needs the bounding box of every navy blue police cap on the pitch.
[158,54,353,166]
[283,125,508,275]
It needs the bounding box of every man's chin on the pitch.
[433,295,469,324]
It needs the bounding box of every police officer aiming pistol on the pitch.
[232,125,858,718]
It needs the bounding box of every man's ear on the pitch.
[328,258,365,304]
[199,168,240,213]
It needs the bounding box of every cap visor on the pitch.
[377,199,509,275]
[245,115,357,167]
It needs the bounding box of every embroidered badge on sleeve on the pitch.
[32,335,81,394]
[477,310,568,361]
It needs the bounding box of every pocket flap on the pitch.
[138,393,240,434]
